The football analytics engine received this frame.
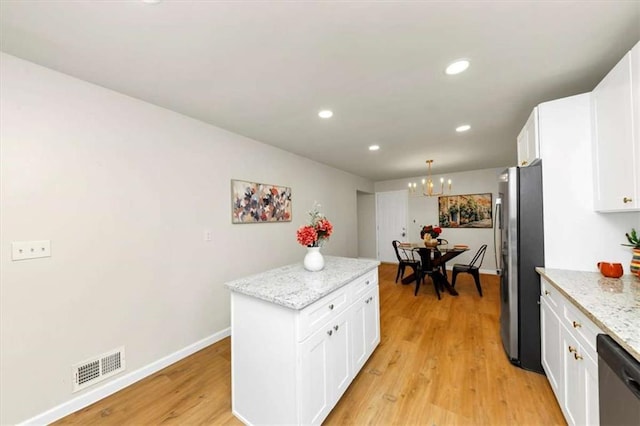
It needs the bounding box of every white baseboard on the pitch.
[19,327,231,426]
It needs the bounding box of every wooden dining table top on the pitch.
[399,244,469,294]
[398,243,469,253]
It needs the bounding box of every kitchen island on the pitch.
[226,256,380,425]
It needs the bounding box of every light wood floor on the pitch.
[56,263,565,425]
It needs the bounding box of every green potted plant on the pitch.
[624,228,640,277]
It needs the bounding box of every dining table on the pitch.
[399,244,469,296]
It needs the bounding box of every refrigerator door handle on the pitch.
[494,199,502,275]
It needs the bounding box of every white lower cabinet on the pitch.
[583,351,599,426]
[541,297,562,396]
[231,269,380,425]
[351,286,380,373]
[540,278,601,426]
[300,308,351,424]
[560,323,599,426]
[300,285,379,424]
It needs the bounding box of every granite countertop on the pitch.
[536,267,639,361]
[225,256,381,310]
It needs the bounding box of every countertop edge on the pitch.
[536,267,640,362]
[279,263,380,309]
[226,257,381,310]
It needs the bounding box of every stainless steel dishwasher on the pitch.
[597,334,640,425]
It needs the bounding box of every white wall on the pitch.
[0,53,373,425]
[374,167,506,272]
[539,93,640,271]
[356,191,377,259]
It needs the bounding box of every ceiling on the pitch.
[1,1,639,182]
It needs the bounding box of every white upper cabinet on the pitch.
[591,41,640,212]
[517,107,540,167]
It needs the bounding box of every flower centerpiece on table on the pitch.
[420,225,442,247]
[420,225,442,239]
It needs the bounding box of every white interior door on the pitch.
[376,190,408,262]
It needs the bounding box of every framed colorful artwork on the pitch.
[438,193,492,228]
[231,179,292,223]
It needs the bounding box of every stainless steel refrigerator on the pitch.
[495,160,545,374]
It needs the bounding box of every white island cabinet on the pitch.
[226,256,380,425]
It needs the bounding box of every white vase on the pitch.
[304,247,325,272]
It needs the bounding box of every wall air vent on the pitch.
[72,346,125,392]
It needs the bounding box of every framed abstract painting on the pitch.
[231,179,292,223]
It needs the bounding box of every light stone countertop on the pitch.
[225,256,381,310]
[536,267,639,362]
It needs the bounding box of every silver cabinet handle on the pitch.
[365,280,370,285]
[327,330,333,336]
[329,304,334,310]
[334,325,339,331]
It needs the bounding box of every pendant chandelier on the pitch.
[408,160,452,197]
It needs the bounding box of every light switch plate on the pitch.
[12,240,51,261]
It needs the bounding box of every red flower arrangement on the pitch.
[296,226,318,247]
[420,225,442,239]
[296,203,333,247]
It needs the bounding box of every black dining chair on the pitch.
[414,248,441,300]
[451,244,487,296]
[392,240,420,283]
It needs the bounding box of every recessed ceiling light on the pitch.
[369,145,380,151]
[318,110,333,119]
[141,0,162,4]
[456,124,471,132]
[445,59,470,75]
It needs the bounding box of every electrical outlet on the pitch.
[11,240,51,261]
[204,230,212,242]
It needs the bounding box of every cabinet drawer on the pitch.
[297,286,349,342]
[350,270,378,300]
[562,301,602,354]
[540,278,562,313]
